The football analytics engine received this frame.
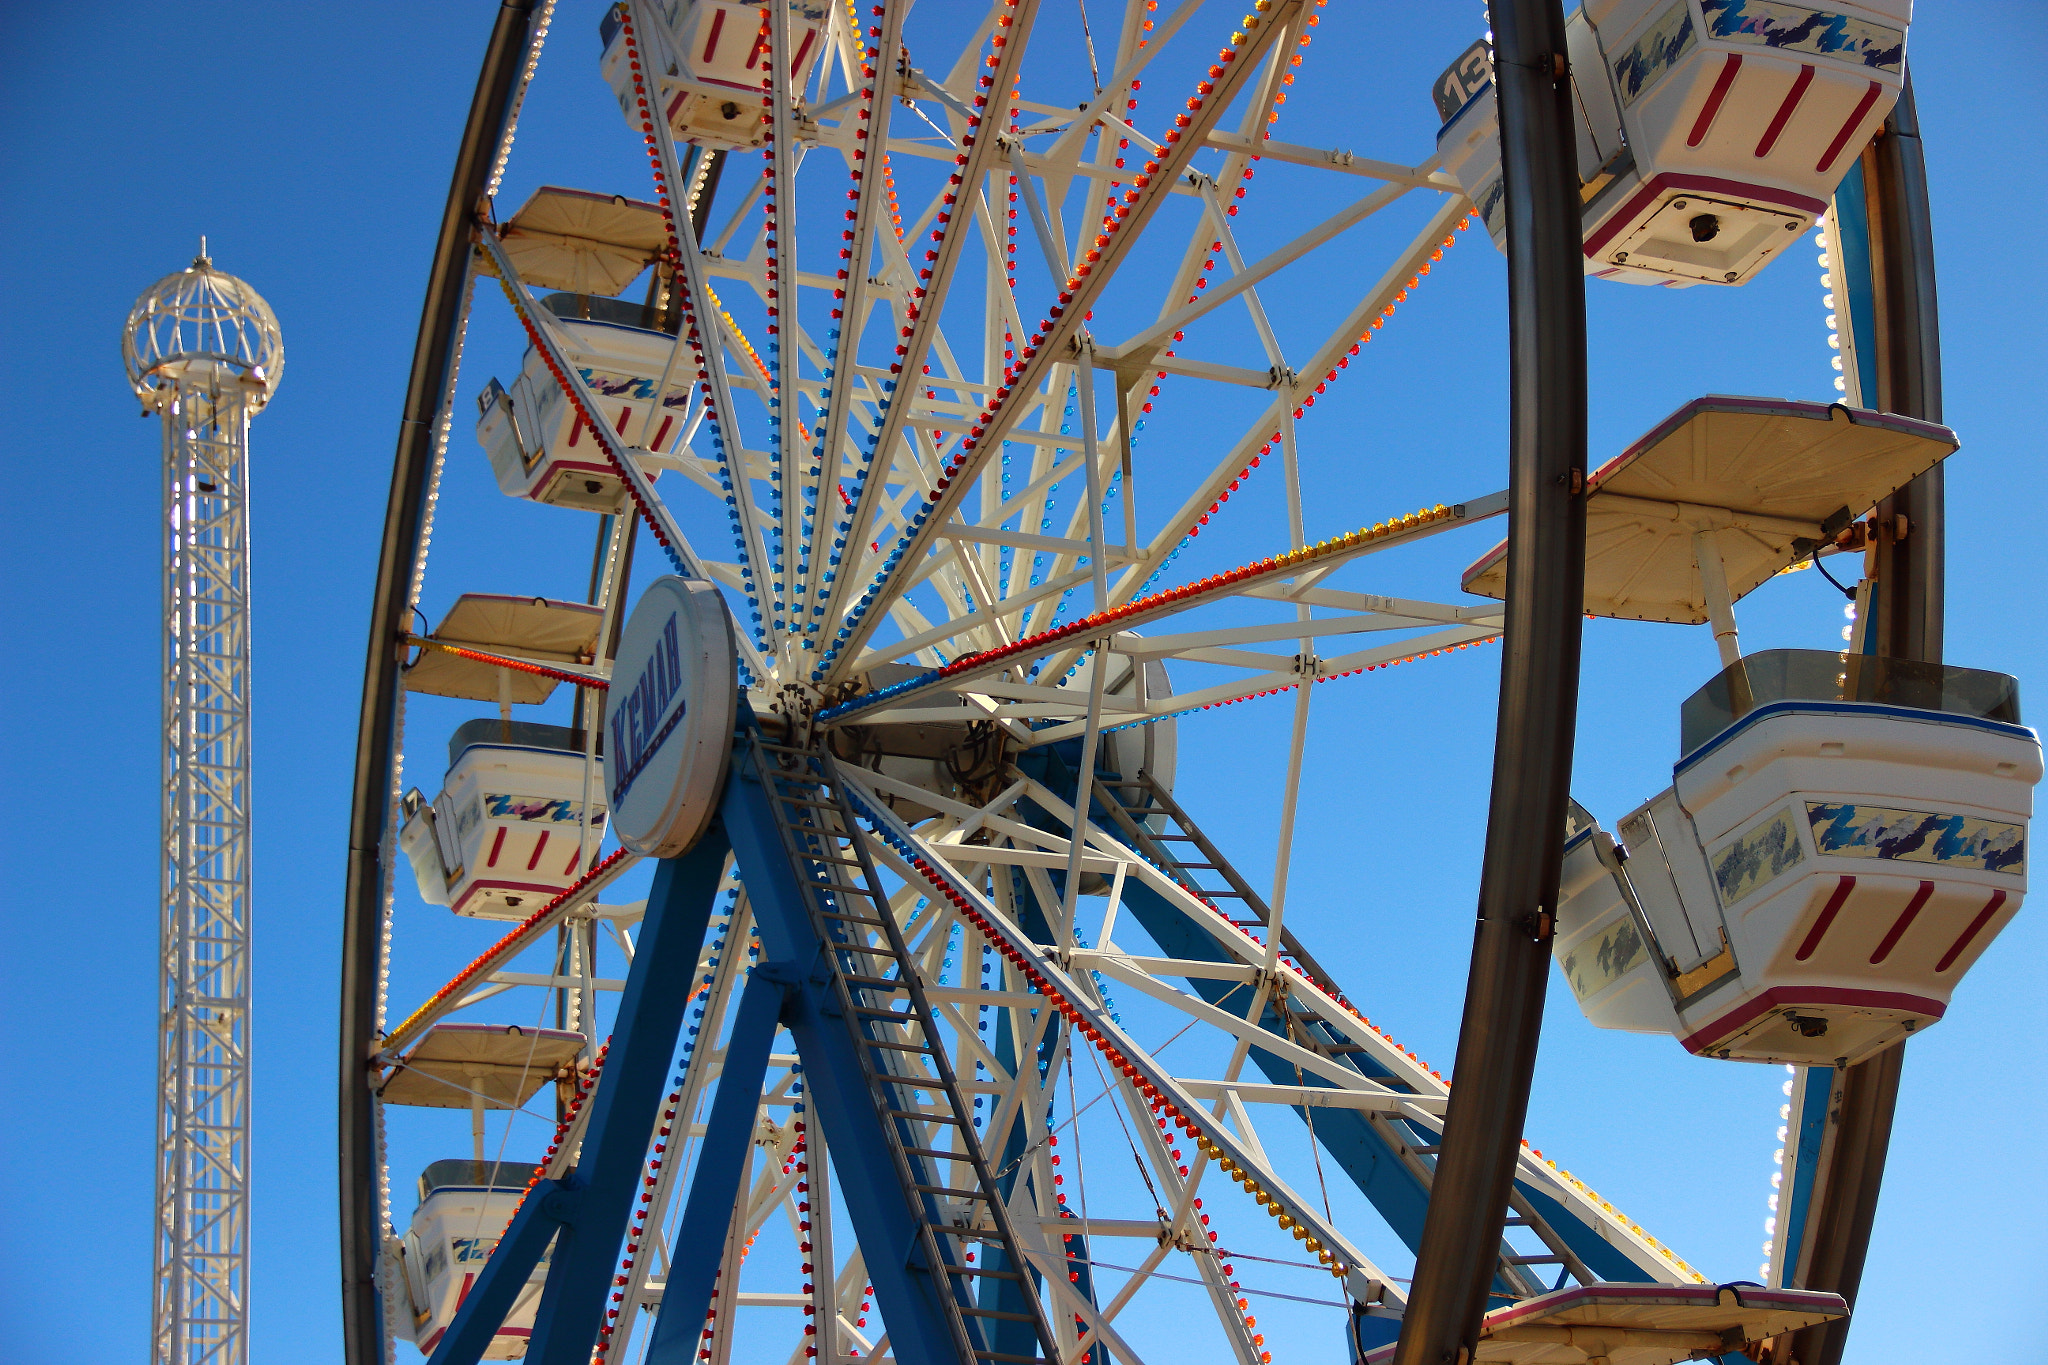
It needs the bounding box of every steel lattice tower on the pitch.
[125,247,282,1365]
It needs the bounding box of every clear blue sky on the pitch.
[2,3,2043,1361]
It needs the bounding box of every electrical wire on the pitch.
[1810,549,1857,600]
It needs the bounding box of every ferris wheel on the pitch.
[337,4,2031,1365]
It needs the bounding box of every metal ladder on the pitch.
[1094,770,1344,999]
[1096,768,1598,1302]
[754,737,1060,1365]
[1361,1108,1597,1299]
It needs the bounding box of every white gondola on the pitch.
[1561,651,2036,1066]
[378,1022,587,1116]
[1432,0,1910,287]
[1493,395,2042,1064]
[400,594,610,918]
[598,0,829,152]
[380,1026,584,1357]
[402,718,610,920]
[402,592,606,705]
[394,1159,551,1359]
[474,186,691,513]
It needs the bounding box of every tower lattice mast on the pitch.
[125,246,283,1365]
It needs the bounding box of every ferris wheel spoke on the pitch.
[822,521,1495,730]
[1007,767,1712,1290]
[380,848,643,1058]
[762,0,805,630]
[820,2,1310,685]
[801,0,910,631]
[618,6,784,659]
[817,223,1518,716]
[1118,179,1421,365]
[1113,195,1475,600]
[593,881,756,1361]
[479,230,756,621]
[1105,1094,1265,1365]
[808,0,1047,663]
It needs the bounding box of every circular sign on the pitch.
[602,576,739,857]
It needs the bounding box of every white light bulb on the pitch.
[1771,1171,1783,1189]
[1765,1217,1777,1234]
[1768,1194,1779,1212]
[1842,626,1855,641]
[1815,231,1829,247]
[1824,292,1836,308]
[1817,253,1831,268]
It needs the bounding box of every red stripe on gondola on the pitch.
[1680,984,1945,1054]
[1935,888,2009,973]
[526,828,551,872]
[1817,80,1883,173]
[486,826,508,868]
[1868,879,1934,965]
[789,27,817,77]
[1755,64,1815,158]
[1687,54,1743,147]
[1793,875,1856,961]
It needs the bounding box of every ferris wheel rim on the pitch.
[338,2,553,1361]
[333,3,1875,1362]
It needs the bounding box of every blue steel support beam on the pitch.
[716,740,972,1365]
[424,1177,570,1365]
[428,829,734,1365]
[645,969,794,1365]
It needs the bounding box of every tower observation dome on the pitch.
[129,244,279,1365]
[124,243,284,414]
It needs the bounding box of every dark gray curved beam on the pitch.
[1790,72,1943,1365]
[339,6,537,1360]
[1391,2,1589,1360]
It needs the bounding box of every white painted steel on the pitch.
[127,253,281,1365]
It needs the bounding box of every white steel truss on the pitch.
[150,369,263,1365]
